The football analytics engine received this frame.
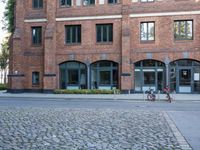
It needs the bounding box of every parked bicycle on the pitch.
[145,88,156,101]
[163,85,172,103]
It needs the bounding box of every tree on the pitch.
[3,0,15,33]
[0,38,9,83]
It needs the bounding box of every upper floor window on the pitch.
[141,0,154,2]
[32,27,42,45]
[108,0,118,4]
[32,72,40,85]
[140,22,155,41]
[32,0,43,9]
[60,0,72,7]
[174,20,193,40]
[65,25,81,44]
[96,24,113,43]
[83,0,95,6]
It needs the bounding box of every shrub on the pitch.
[0,84,7,91]
[54,89,120,94]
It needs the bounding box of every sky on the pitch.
[0,1,7,45]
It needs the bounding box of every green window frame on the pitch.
[60,0,72,7]
[65,25,81,44]
[32,0,43,9]
[96,24,113,43]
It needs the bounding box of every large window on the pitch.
[33,0,43,8]
[96,24,113,43]
[59,61,87,89]
[32,27,42,45]
[174,20,193,40]
[134,60,165,92]
[60,0,72,7]
[32,72,40,85]
[83,0,95,5]
[65,25,81,44]
[91,61,118,89]
[108,0,117,4]
[140,22,155,41]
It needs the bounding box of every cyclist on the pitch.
[164,85,172,103]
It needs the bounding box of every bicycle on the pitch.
[145,88,156,101]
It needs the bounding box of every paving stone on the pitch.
[0,107,183,149]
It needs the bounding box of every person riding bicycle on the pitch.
[164,85,172,103]
[145,87,156,101]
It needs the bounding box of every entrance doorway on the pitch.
[170,59,200,93]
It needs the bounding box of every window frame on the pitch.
[60,0,72,7]
[31,26,42,46]
[32,0,43,9]
[65,25,82,45]
[174,20,193,41]
[96,24,113,43]
[140,22,155,42]
[32,72,40,86]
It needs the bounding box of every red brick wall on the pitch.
[8,0,200,92]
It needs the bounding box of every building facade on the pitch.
[8,0,200,93]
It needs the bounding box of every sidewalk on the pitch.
[0,91,200,101]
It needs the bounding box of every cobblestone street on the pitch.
[0,107,182,150]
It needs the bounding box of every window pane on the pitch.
[108,25,113,42]
[141,23,147,41]
[32,27,42,45]
[100,71,111,85]
[135,70,141,91]
[103,25,107,42]
[96,26,101,42]
[148,23,154,40]
[144,72,155,85]
[32,72,39,85]
[187,21,193,39]
[68,70,79,84]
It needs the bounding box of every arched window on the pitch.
[90,61,118,90]
[134,60,165,92]
[169,59,200,93]
[59,61,87,89]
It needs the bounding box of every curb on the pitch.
[164,112,192,150]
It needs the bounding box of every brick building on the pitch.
[8,0,200,93]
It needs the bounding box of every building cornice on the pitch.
[130,10,200,18]
[24,19,48,23]
[55,15,122,21]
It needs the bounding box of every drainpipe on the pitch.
[165,63,169,86]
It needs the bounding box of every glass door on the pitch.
[179,68,192,93]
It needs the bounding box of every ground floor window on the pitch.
[91,61,118,90]
[59,61,87,89]
[134,60,165,92]
[170,59,200,93]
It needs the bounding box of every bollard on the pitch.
[143,91,145,101]
[158,90,160,101]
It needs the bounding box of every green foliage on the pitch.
[0,84,7,90]
[0,38,9,70]
[54,89,121,94]
[4,0,15,33]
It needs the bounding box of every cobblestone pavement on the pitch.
[0,107,182,150]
